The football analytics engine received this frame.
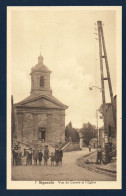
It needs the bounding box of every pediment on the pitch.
[15,95,68,110]
[23,98,63,109]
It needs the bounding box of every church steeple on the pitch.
[30,54,52,96]
[38,53,44,64]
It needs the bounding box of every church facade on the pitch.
[14,55,68,144]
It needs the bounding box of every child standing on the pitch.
[38,150,43,165]
[33,148,38,165]
[50,152,55,166]
[44,146,49,165]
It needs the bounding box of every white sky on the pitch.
[10,7,117,128]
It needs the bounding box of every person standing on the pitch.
[55,145,59,166]
[58,149,63,166]
[26,150,30,166]
[14,148,18,166]
[50,152,55,166]
[17,147,22,165]
[12,147,18,165]
[96,146,102,164]
[88,145,91,152]
[33,148,38,165]
[44,146,49,165]
[29,148,33,165]
[12,148,16,165]
[38,150,43,165]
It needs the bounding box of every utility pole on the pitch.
[97,21,116,163]
[96,110,99,146]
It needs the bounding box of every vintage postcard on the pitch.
[7,6,122,189]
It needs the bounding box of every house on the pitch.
[89,138,98,149]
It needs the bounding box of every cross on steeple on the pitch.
[38,45,43,63]
[40,45,42,56]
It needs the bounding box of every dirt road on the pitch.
[12,148,116,181]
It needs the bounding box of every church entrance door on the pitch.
[39,127,46,142]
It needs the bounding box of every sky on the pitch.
[9,7,117,128]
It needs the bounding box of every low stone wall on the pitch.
[76,151,116,178]
[63,142,80,152]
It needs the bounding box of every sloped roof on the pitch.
[90,138,97,142]
[31,63,51,74]
[30,54,51,74]
[15,93,68,110]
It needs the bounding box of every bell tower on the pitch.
[30,54,52,95]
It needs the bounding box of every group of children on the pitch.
[26,145,63,166]
[12,145,63,166]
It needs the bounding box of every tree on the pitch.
[98,103,112,119]
[98,104,104,119]
[65,122,80,142]
[80,122,97,145]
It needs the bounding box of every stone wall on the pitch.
[51,110,65,143]
[33,114,38,140]
[16,113,23,140]
[15,107,65,144]
[63,142,80,152]
[23,113,33,141]
[47,114,52,142]
[30,72,52,95]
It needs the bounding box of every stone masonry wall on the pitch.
[16,113,23,140]
[51,110,65,143]
[47,114,52,142]
[23,113,33,141]
[33,114,38,141]
[15,107,65,144]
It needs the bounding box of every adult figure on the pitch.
[44,146,49,165]
[16,148,20,165]
[12,148,16,165]
[38,150,43,165]
[13,148,18,166]
[12,147,18,165]
[108,142,112,163]
[55,145,59,166]
[33,148,38,165]
[17,147,22,165]
[58,148,63,166]
[26,150,30,166]
[28,148,32,165]
[88,145,91,152]
[96,145,102,164]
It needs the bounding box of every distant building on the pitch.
[98,95,117,148]
[14,54,68,144]
[106,95,117,146]
[89,138,97,149]
[99,127,104,148]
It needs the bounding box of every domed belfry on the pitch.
[30,54,52,96]
[14,54,68,144]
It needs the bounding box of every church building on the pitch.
[14,54,68,144]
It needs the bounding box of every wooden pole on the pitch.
[97,21,116,163]
[97,21,108,137]
[100,26,116,129]
[96,110,99,146]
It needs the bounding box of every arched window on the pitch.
[40,76,44,87]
